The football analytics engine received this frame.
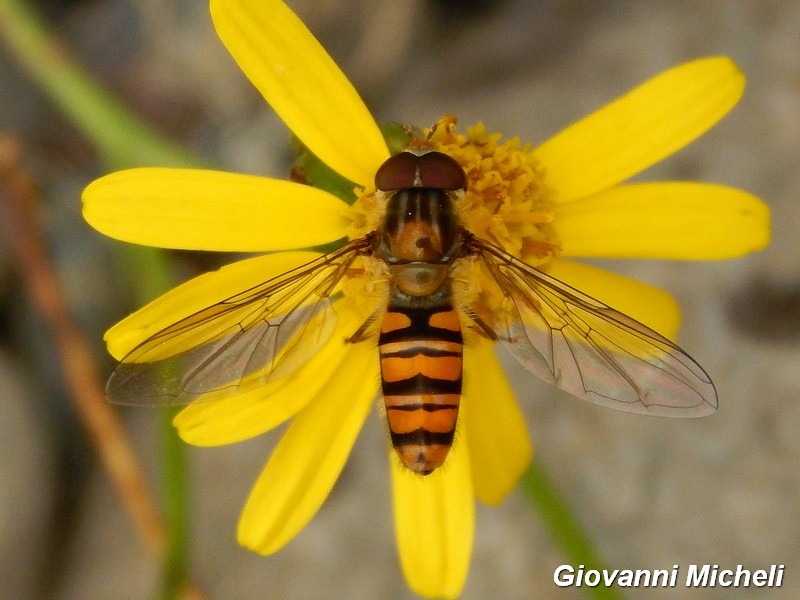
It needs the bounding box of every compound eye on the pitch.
[375,150,468,192]
[418,152,467,191]
[374,152,418,191]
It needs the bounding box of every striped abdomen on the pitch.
[379,302,463,475]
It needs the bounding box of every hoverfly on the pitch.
[107,143,718,474]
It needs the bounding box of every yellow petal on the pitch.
[535,57,745,202]
[210,0,389,187]
[462,338,532,506]
[545,258,681,340]
[237,340,377,554]
[83,168,351,251]
[105,251,321,360]
[174,308,364,446]
[392,444,474,599]
[556,182,770,259]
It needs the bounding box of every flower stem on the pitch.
[160,408,190,600]
[519,462,626,600]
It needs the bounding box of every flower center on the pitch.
[349,116,560,267]
[428,116,559,266]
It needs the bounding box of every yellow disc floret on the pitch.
[427,116,559,267]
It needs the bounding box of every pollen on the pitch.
[427,116,560,267]
[348,184,383,240]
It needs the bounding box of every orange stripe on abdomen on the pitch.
[384,394,461,433]
[381,352,461,382]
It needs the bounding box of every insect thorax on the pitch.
[377,188,461,298]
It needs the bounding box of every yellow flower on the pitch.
[82,0,769,598]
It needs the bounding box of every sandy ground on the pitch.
[0,1,798,599]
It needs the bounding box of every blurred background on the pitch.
[0,0,797,598]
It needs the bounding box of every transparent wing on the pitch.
[107,238,372,406]
[465,236,718,416]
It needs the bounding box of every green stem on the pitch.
[159,408,190,600]
[519,463,626,600]
[0,0,198,170]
